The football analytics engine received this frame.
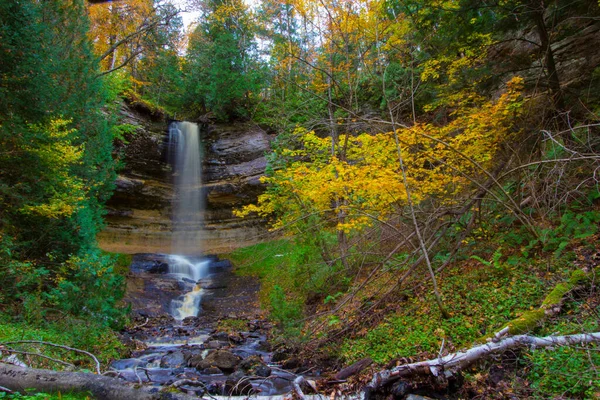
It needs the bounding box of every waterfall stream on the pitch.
[168,121,205,320]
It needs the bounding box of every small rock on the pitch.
[257,340,272,352]
[271,348,289,362]
[187,354,204,369]
[282,357,301,370]
[212,260,232,269]
[213,331,230,341]
[239,355,264,371]
[206,340,224,349]
[228,333,244,343]
[182,316,199,325]
[205,382,223,395]
[255,365,272,377]
[225,370,255,396]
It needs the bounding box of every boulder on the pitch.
[160,351,185,368]
[183,348,204,363]
[195,350,241,372]
[282,357,301,370]
[255,365,272,378]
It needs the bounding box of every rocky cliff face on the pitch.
[97,104,273,254]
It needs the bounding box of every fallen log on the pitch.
[366,331,600,391]
[335,357,372,381]
[0,363,197,400]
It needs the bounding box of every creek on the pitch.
[111,253,301,397]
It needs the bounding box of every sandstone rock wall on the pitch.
[97,104,274,254]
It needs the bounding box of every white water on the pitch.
[168,255,209,320]
[168,254,208,282]
[168,121,206,320]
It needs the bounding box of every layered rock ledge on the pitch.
[98,105,274,254]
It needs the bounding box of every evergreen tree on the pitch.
[183,0,266,121]
[0,0,123,325]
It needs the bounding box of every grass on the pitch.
[227,238,322,308]
[226,238,330,338]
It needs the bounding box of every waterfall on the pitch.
[167,121,208,320]
[169,121,203,255]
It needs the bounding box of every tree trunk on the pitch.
[0,363,196,400]
[366,332,600,391]
[531,2,565,111]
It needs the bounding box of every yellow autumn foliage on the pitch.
[236,76,524,236]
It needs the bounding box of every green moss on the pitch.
[568,268,587,285]
[541,283,570,307]
[341,261,546,363]
[506,309,545,334]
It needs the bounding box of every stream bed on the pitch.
[111,253,303,397]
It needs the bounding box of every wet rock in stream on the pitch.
[160,351,186,368]
[196,350,241,372]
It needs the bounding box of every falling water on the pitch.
[169,121,203,255]
[167,122,208,320]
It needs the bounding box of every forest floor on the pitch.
[226,235,600,399]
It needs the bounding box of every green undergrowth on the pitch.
[226,238,328,338]
[523,269,600,399]
[226,206,600,398]
[0,313,126,371]
[340,257,550,364]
